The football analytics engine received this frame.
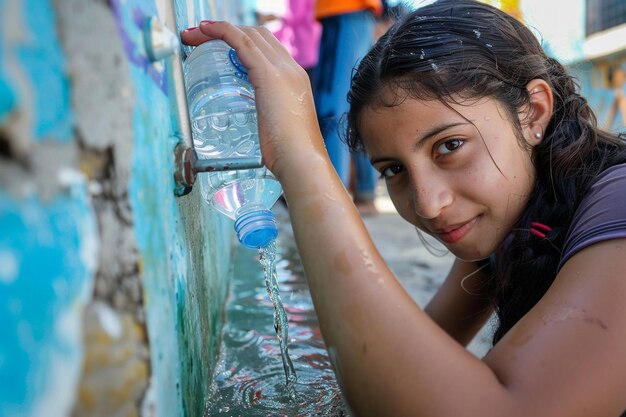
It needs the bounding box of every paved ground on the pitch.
[275,182,493,358]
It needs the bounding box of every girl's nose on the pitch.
[411,175,453,219]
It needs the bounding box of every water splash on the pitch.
[259,240,298,395]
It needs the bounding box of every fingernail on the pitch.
[200,20,216,25]
[184,27,197,32]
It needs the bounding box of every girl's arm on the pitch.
[181,22,626,417]
[277,138,509,416]
[483,239,626,416]
[424,259,493,347]
[282,157,626,416]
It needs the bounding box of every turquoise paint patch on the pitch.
[0,183,97,416]
[15,0,73,141]
[128,68,182,416]
[0,0,18,121]
[0,70,17,122]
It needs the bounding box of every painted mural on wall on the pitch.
[0,0,251,416]
[0,0,98,416]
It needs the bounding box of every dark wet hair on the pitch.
[347,0,626,344]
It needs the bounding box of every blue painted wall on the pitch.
[0,187,97,417]
[0,1,96,416]
[0,0,251,416]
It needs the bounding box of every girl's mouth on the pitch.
[435,217,478,244]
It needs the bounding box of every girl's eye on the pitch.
[436,138,464,155]
[380,164,405,179]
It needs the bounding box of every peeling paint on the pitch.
[73,303,149,417]
[54,0,143,323]
[1,0,252,416]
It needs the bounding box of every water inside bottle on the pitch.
[188,82,258,159]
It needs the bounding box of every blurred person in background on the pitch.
[257,0,321,86]
[605,64,626,130]
[313,0,383,216]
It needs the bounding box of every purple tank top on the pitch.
[558,163,626,271]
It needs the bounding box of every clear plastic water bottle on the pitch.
[184,40,283,249]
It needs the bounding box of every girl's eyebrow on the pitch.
[413,122,467,151]
[370,121,468,165]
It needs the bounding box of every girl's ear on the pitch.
[523,79,554,146]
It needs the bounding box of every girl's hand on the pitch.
[180,21,325,179]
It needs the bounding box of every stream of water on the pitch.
[258,240,298,395]
[204,232,350,416]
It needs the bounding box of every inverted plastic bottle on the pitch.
[183,40,282,248]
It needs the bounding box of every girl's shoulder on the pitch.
[559,162,626,269]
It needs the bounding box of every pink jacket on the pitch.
[273,0,322,69]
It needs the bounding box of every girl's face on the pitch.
[359,93,537,261]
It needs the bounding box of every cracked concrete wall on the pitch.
[0,1,250,416]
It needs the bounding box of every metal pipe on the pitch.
[144,6,264,197]
[193,156,264,172]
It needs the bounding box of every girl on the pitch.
[182,1,626,415]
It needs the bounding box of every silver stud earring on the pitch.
[534,132,542,140]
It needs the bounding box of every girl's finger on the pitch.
[238,26,283,62]
[179,26,212,46]
[194,21,270,73]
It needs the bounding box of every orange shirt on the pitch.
[315,0,383,20]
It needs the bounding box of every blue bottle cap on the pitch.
[228,48,250,83]
[234,209,278,249]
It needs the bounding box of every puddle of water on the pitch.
[204,231,350,416]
